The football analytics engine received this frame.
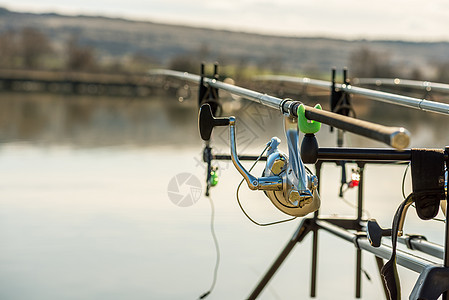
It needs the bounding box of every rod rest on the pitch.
[301,133,319,164]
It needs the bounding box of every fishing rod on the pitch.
[352,77,449,94]
[150,69,410,150]
[254,74,449,115]
[154,65,449,300]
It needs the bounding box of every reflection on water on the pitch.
[0,91,448,299]
[0,92,202,147]
[0,90,447,149]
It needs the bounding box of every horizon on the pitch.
[1,1,448,42]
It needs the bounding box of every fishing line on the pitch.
[431,217,445,223]
[401,162,411,200]
[236,143,296,226]
[237,180,297,226]
[198,195,220,299]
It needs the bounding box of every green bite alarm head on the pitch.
[210,169,218,187]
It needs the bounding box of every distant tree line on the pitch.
[0,27,157,73]
[166,44,449,82]
[0,28,88,70]
[1,27,449,83]
[349,47,449,82]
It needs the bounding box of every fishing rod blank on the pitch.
[353,77,449,94]
[255,74,449,116]
[149,70,410,149]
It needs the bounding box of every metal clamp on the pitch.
[279,98,297,117]
[405,234,427,250]
[352,232,367,249]
[279,98,291,116]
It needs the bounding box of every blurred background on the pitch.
[0,1,448,299]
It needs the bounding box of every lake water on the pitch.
[0,90,447,299]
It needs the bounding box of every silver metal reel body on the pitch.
[229,115,320,217]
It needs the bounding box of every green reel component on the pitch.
[210,170,219,186]
[297,104,322,134]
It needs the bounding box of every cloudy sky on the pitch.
[1,0,448,41]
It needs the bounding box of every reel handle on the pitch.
[198,103,230,141]
[366,219,392,247]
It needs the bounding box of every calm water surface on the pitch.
[0,91,447,299]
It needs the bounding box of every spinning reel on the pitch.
[199,103,320,217]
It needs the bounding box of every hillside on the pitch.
[0,7,448,78]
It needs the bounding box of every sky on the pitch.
[1,0,449,41]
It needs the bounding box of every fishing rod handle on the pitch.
[281,100,410,150]
[303,106,410,150]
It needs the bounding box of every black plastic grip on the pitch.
[198,104,230,141]
[366,219,392,247]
